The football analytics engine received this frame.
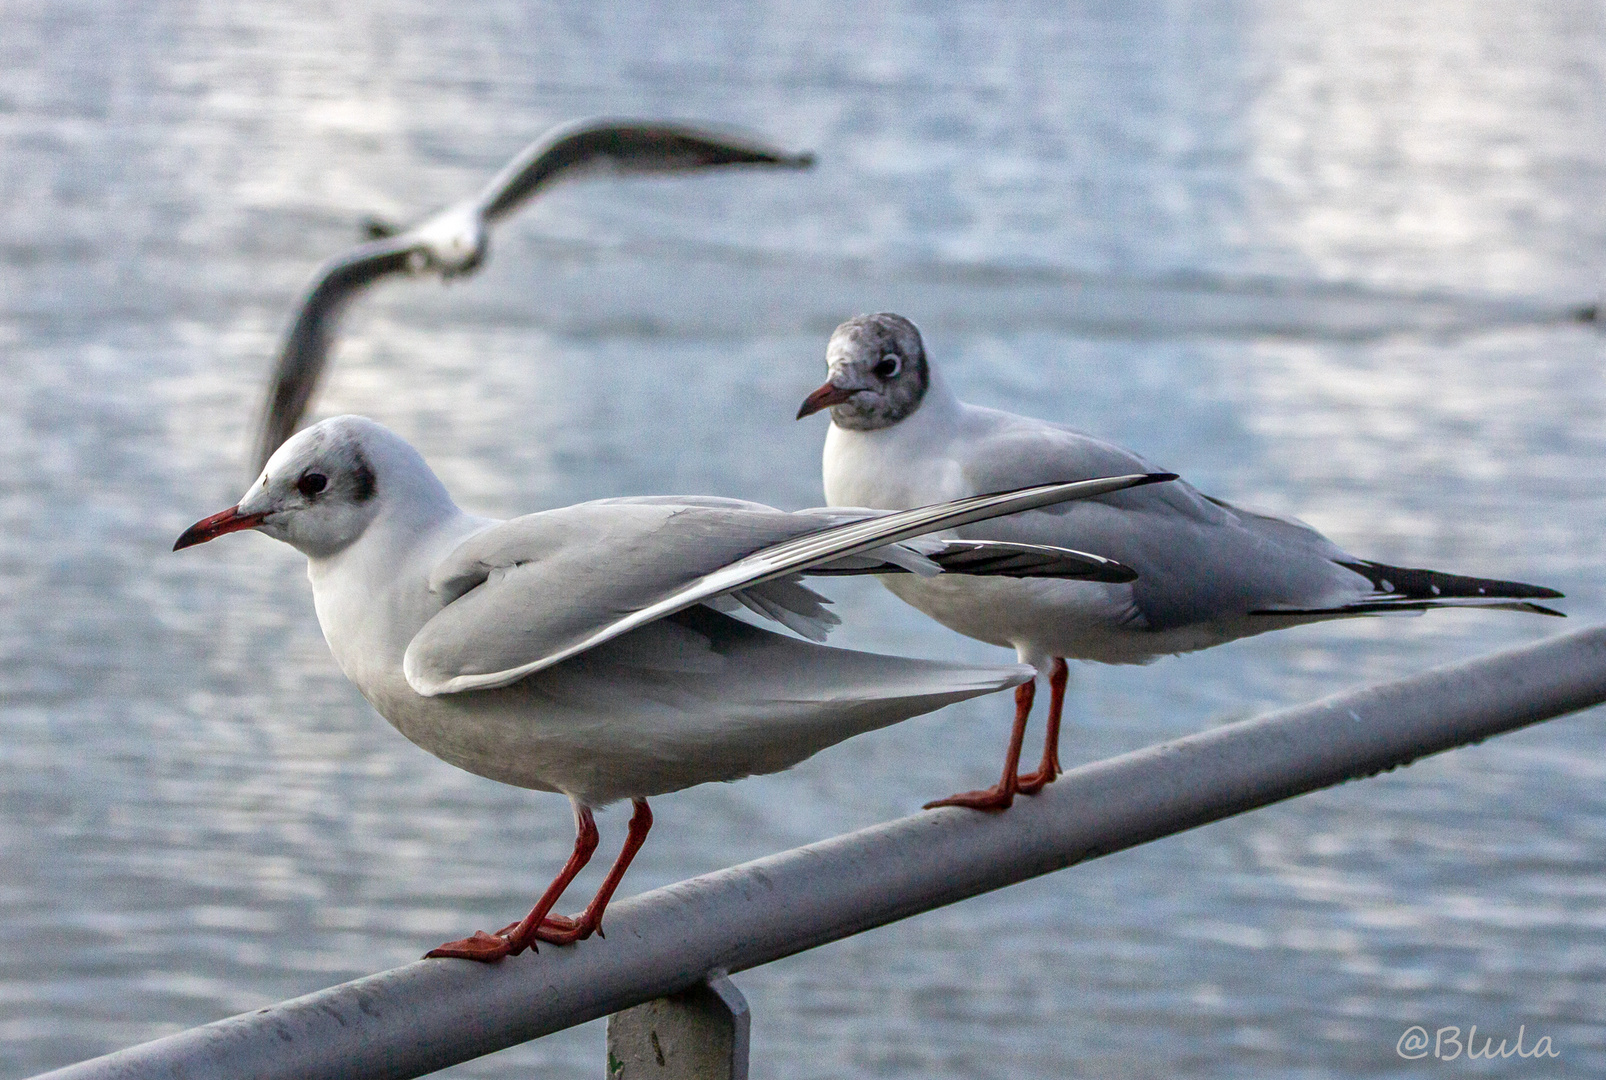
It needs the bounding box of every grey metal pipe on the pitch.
[32,626,1606,1080]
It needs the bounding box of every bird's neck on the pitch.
[306,504,487,688]
[919,362,964,422]
[823,369,967,509]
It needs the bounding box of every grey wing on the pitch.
[404,501,840,696]
[591,498,1139,583]
[957,414,1227,524]
[404,475,1166,695]
[557,496,849,637]
[1211,499,1564,617]
[253,237,416,470]
[949,419,1370,628]
[943,415,1560,627]
[474,118,814,222]
[524,475,1164,678]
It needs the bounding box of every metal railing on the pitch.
[31,626,1606,1080]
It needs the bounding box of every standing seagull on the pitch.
[177,415,1167,961]
[253,118,814,471]
[797,312,1564,812]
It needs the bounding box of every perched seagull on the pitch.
[176,415,1168,961]
[797,312,1565,812]
[253,118,814,471]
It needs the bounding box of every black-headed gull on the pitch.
[253,118,814,471]
[176,415,1169,961]
[797,312,1564,812]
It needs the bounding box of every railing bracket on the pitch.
[607,970,750,1079]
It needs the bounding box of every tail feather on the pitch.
[1251,559,1565,619]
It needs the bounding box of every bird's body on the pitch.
[178,415,1163,956]
[253,119,814,470]
[305,495,1053,806]
[799,313,1563,807]
[821,382,1383,666]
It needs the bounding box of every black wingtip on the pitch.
[1138,472,1180,487]
[785,151,817,169]
[1573,302,1598,324]
[1249,599,1567,619]
[1339,560,1564,602]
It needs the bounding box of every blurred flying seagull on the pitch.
[798,312,1565,812]
[179,415,1168,961]
[253,118,815,471]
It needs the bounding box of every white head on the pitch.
[408,203,488,277]
[796,313,930,431]
[175,416,454,559]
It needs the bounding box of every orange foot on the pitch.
[1013,774,1049,796]
[534,912,603,946]
[1014,763,1060,796]
[427,916,577,961]
[924,784,1015,812]
[425,930,517,962]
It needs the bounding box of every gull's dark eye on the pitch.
[873,353,902,379]
[297,472,328,498]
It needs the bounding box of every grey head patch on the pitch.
[826,312,930,431]
[352,449,377,502]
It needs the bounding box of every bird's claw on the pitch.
[425,929,517,962]
[532,912,599,946]
[1014,762,1061,796]
[1014,774,1050,796]
[924,785,1016,812]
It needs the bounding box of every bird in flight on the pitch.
[253,118,814,471]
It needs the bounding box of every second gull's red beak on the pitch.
[796,382,856,419]
[173,506,269,551]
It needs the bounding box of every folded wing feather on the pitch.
[404,475,1162,696]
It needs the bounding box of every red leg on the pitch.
[425,804,600,962]
[1017,658,1068,795]
[536,799,653,945]
[924,679,1034,812]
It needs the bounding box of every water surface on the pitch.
[2,2,1604,1076]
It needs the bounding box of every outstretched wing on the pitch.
[403,473,1170,696]
[474,118,813,222]
[252,238,415,470]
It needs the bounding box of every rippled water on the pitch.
[3,2,1605,1077]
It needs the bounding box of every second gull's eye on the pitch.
[297,472,328,498]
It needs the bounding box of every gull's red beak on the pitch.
[796,381,855,419]
[173,506,268,551]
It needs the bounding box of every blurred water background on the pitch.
[3,2,1605,1076]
